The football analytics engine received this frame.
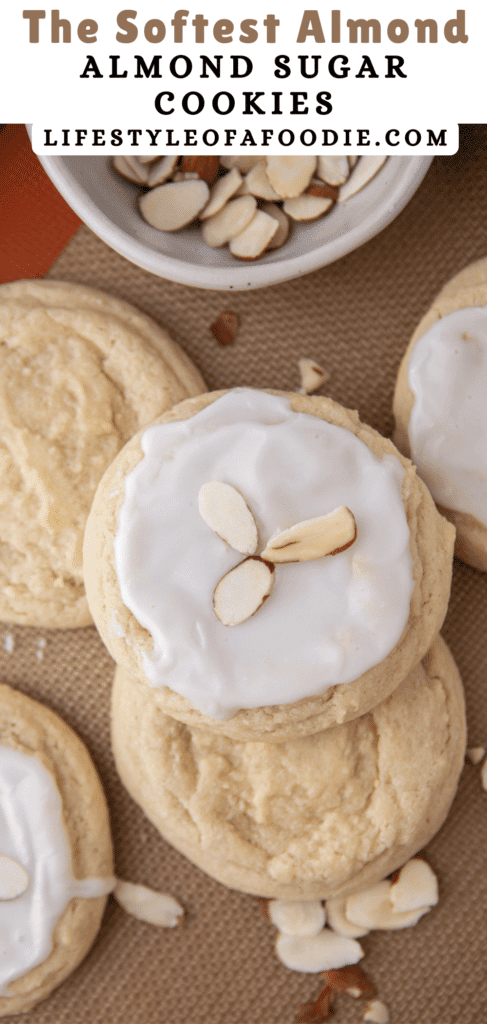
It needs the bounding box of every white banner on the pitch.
[2,3,486,153]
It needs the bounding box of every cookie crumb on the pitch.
[210,311,238,346]
[467,746,485,765]
[3,634,14,654]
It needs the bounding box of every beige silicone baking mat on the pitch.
[2,126,487,1024]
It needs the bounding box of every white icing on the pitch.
[114,389,414,719]
[407,305,487,526]
[0,746,114,995]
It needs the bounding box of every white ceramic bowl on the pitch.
[37,152,432,290]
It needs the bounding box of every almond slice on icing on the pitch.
[202,196,257,248]
[200,167,243,220]
[338,156,387,203]
[317,156,351,186]
[261,507,356,564]
[266,155,317,198]
[345,880,430,931]
[113,880,184,927]
[390,858,439,913]
[229,210,278,260]
[283,194,334,222]
[0,856,29,900]
[261,203,290,249]
[139,179,209,231]
[213,557,274,626]
[198,481,257,554]
[275,930,363,973]
[268,899,326,937]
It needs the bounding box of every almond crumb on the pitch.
[481,758,487,791]
[363,999,389,1023]
[467,746,485,765]
[298,357,329,394]
[210,311,239,345]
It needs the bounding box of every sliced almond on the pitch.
[148,155,179,188]
[363,1000,390,1024]
[296,985,334,1023]
[298,357,329,395]
[390,858,438,913]
[198,481,257,554]
[268,899,326,937]
[338,156,387,203]
[180,154,219,185]
[219,154,262,173]
[200,167,243,220]
[306,180,339,201]
[213,557,274,626]
[325,897,369,939]
[113,880,184,927]
[324,966,376,1000]
[202,196,257,248]
[266,155,317,198]
[261,203,290,249]
[172,171,200,182]
[138,153,160,165]
[236,161,280,201]
[210,311,238,346]
[283,194,333,222]
[348,155,359,169]
[113,155,149,186]
[139,179,209,231]
[261,507,356,564]
[345,880,430,931]
[317,156,350,187]
[276,930,363,973]
[229,210,278,260]
[467,745,485,765]
[0,856,29,900]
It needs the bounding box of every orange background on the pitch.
[0,125,80,283]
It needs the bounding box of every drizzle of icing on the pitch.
[114,390,414,719]
[0,746,114,995]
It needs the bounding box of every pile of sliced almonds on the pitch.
[112,153,387,261]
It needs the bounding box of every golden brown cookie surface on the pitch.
[0,280,206,627]
[111,636,465,900]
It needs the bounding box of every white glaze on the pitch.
[114,390,414,719]
[408,305,487,526]
[0,746,114,995]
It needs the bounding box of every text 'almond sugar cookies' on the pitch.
[84,388,455,741]
[111,637,466,900]
[0,279,206,628]
[0,683,114,1016]
[393,256,487,571]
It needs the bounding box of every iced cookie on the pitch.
[394,256,487,570]
[111,636,466,900]
[0,683,114,1015]
[85,389,454,739]
[0,279,206,627]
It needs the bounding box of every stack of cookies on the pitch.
[83,387,466,901]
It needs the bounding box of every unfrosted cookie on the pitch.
[0,279,206,627]
[394,256,487,570]
[111,636,466,900]
[0,683,114,1015]
[85,388,454,740]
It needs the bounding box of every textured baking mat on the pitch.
[1,126,487,1023]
